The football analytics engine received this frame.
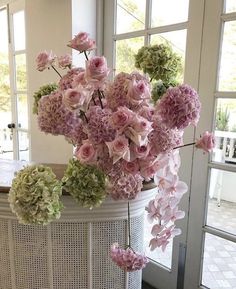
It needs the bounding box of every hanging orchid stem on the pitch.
[84,51,89,61]
[174,142,196,150]
[128,201,131,248]
[51,65,62,78]
[80,110,88,123]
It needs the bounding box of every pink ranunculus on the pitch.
[36,51,55,71]
[127,79,151,105]
[122,160,140,175]
[75,141,96,164]
[85,56,109,82]
[58,54,72,69]
[195,131,215,153]
[106,135,130,164]
[109,107,135,131]
[68,32,96,52]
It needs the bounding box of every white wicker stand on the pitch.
[0,188,155,289]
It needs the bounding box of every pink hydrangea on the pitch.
[106,72,150,111]
[36,51,55,71]
[195,131,215,153]
[156,84,201,130]
[59,68,84,91]
[68,32,96,52]
[110,243,148,272]
[85,106,116,144]
[149,116,183,156]
[65,118,87,146]
[108,172,143,200]
[38,91,75,136]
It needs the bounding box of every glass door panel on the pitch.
[116,0,146,34]
[115,37,144,73]
[218,21,236,91]
[202,233,236,289]
[207,168,236,235]
[0,8,14,160]
[151,0,189,27]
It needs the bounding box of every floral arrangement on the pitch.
[8,32,215,272]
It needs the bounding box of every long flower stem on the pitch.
[174,142,196,150]
[97,90,104,109]
[51,65,62,78]
[84,51,89,61]
[80,110,88,123]
[128,201,131,248]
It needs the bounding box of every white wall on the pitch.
[25,0,73,164]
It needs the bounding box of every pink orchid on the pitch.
[106,135,130,164]
[195,131,215,153]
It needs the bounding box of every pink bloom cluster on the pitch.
[157,84,201,130]
[36,31,215,271]
[195,131,215,153]
[110,243,148,272]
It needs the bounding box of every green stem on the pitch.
[128,201,131,248]
[51,65,62,78]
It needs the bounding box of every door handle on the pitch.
[7,123,15,129]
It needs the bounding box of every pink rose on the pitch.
[127,79,151,105]
[75,141,96,164]
[58,54,72,69]
[68,32,96,52]
[71,71,86,88]
[130,143,151,160]
[85,56,109,82]
[195,131,215,153]
[109,107,134,131]
[106,135,130,164]
[36,51,55,71]
[63,87,90,111]
[138,106,155,121]
[122,160,139,174]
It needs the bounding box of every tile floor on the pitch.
[144,198,236,289]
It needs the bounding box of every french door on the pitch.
[0,1,30,161]
[185,1,236,288]
[103,0,205,288]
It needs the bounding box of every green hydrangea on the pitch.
[151,79,179,103]
[62,159,107,208]
[135,44,182,83]
[8,165,63,225]
[33,83,58,114]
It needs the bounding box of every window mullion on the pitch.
[145,0,152,45]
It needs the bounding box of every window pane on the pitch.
[18,131,29,161]
[218,21,236,91]
[150,30,187,83]
[116,0,145,34]
[0,9,13,160]
[202,233,236,289]
[151,0,189,27]
[15,53,27,91]
[207,168,236,236]
[13,10,25,51]
[226,0,236,13]
[213,98,236,164]
[17,94,28,129]
[115,37,144,74]
[144,212,172,268]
